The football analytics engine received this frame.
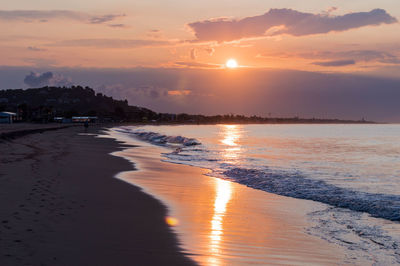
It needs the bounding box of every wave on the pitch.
[116,127,400,222]
[223,168,400,221]
[115,128,201,147]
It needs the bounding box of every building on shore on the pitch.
[0,112,17,124]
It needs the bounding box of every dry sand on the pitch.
[0,125,195,265]
[0,123,73,137]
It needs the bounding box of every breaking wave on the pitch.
[115,127,201,147]
[223,168,400,221]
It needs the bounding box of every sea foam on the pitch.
[115,128,201,147]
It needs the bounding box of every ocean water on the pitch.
[113,124,400,263]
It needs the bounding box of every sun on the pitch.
[226,59,238,69]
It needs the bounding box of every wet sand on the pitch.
[110,130,361,265]
[0,126,194,265]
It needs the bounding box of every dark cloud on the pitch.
[24,72,53,87]
[337,50,400,64]
[312,59,356,67]
[88,67,400,122]
[49,38,174,48]
[96,84,166,102]
[188,8,397,42]
[1,66,399,122]
[23,71,72,87]
[0,10,124,24]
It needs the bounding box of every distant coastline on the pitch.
[1,86,376,125]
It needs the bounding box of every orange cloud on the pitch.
[174,61,221,69]
[168,90,191,96]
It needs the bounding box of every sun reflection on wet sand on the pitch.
[209,178,232,265]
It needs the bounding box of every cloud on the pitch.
[96,84,168,102]
[27,46,47,52]
[108,24,128,28]
[338,50,400,64]
[204,47,215,56]
[49,38,174,48]
[322,7,338,16]
[0,10,124,24]
[168,90,191,96]
[24,72,52,87]
[312,59,356,67]
[23,71,72,87]
[23,58,58,67]
[188,8,397,42]
[3,66,399,121]
[147,29,163,39]
[174,61,221,68]
[89,14,125,24]
[259,49,400,65]
[190,48,197,60]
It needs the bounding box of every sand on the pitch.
[0,125,195,266]
[0,123,74,137]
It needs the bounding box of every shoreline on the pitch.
[0,125,195,265]
[108,128,358,265]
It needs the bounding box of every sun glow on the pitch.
[226,59,238,69]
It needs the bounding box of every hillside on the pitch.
[0,86,157,122]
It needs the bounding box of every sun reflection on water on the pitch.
[207,125,241,264]
[220,125,243,162]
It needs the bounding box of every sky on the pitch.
[1,0,400,121]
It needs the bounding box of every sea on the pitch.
[110,124,400,264]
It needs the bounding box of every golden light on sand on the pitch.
[209,178,232,264]
[226,59,238,69]
[165,216,179,226]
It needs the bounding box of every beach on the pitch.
[2,123,399,265]
[0,125,194,266]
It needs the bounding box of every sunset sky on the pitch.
[1,0,400,121]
